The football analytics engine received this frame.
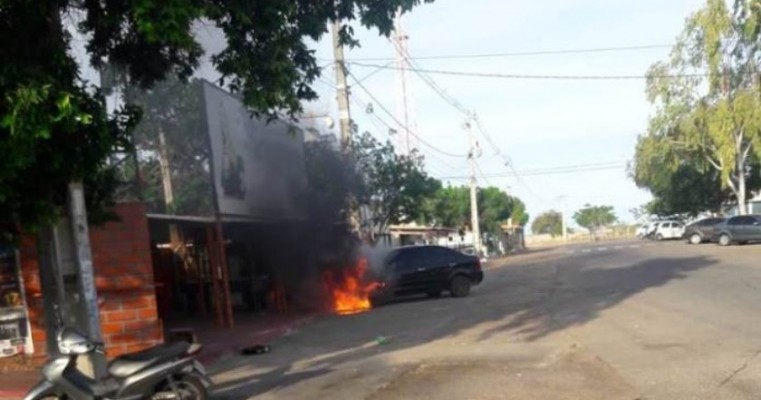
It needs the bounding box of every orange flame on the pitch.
[324,258,381,315]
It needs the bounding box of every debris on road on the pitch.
[241,344,271,355]
[375,335,392,345]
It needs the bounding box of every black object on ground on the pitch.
[241,344,271,355]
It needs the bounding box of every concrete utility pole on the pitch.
[393,12,413,154]
[556,195,568,242]
[67,183,106,378]
[466,121,482,254]
[331,21,352,151]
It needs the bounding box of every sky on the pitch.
[69,0,706,227]
[302,0,705,226]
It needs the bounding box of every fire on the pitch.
[324,258,381,315]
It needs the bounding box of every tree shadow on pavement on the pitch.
[476,255,715,342]
[210,254,716,399]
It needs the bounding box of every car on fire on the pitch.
[370,245,484,304]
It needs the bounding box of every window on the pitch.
[728,217,752,226]
[393,248,427,272]
[428,247,458,264]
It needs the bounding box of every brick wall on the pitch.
[19,235,46,357]
[21,202,163,359]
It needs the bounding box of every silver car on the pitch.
[715,215,761,246]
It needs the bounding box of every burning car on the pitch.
[369,245,484,305]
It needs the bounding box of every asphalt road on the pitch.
[210,240,761,399]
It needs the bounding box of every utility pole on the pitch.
[332,20,363,237]
[556,195,568,242]
[331,21,352,151]
[67,183,106,378]
[466,120,482,254]
[393,12,412,154]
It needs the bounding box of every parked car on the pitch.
[371,245,484,304]
[653,221,685,241]
[683,217,726,244]
[714,215,761,246]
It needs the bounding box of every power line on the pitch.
[318,73,465,174]
[346,69,467,158]
[350,93,465,174]
[346,61,707,80]
[341,43,672,61]
[474,160,492,186]
[440,163,627,179]
[390,37,472,117]
[388,37,544,200]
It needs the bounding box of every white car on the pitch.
[653,221,685,240]
[636,224,650,239]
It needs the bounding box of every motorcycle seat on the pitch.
[108,341,191,378]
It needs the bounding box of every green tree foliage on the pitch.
[421,186,470,228]
[531,211,563,237]
[637,0,761,215]
[421,185,527,233]
[0,0,433,238]
[123,77,213,215]
[573,204,617,233]
[353,132,440,233]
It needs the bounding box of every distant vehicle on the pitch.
[714,215,761,246]
[653,221,684,241]
[683,217,725,244]
[636,224,653,239]
[371,245,484,304]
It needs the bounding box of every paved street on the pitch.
[210,240,761,399]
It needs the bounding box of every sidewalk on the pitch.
[0,371,38,400]
[0,312,318,399]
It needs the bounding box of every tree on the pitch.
[573,204,616,234]
[642,0,761,215]
[420,185,527,233]
[353,132,440,236]
[509,198,530,227]
[0,0,434,239]
[531,211,563,237]
[632,133,742,217]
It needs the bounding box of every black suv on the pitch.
[371,245,484,303]
[715,215,761,246]
[683,217,725,244]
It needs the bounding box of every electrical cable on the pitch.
[340,43,673,61]
[346,61,707,80]
[346,69,467,158]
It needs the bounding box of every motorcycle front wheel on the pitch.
[152,375,207,400]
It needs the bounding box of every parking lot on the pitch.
[210,240,761,400]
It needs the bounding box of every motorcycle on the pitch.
[24,314,212,400]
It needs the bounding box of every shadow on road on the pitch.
[477,255,714,341]
[211,254,717,398]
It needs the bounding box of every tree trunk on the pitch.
[157,127,192,266]
[736,135,748,215]
[737,161,748,215]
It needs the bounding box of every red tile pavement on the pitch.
[0,312,318,399]
[0,370,39,400]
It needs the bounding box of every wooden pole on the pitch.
[206,225,223,327]
[197,242,206,318]
[215,221,234,329]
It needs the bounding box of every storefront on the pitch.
[0,244,32,358]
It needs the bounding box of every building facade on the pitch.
[0,202,162,363]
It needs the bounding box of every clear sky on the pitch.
[303,0,705,226]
